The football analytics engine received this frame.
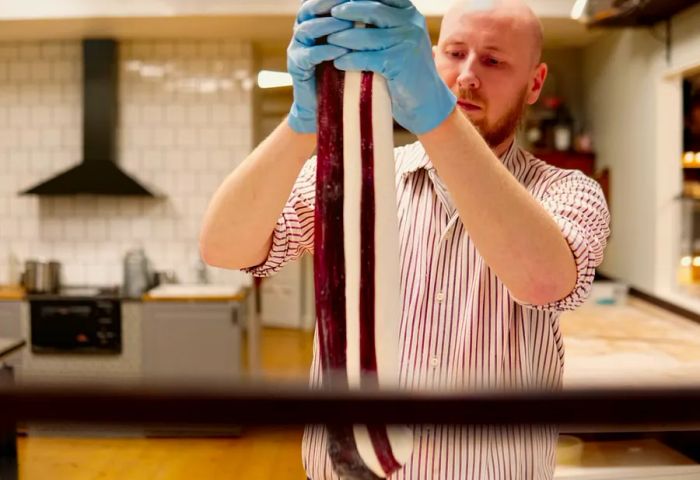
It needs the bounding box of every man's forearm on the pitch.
[200,119,316,270]
[418,110,577,305]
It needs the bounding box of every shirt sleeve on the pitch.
[242,156,317,277]
[520,171,611,312]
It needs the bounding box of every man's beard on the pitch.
[459,87,529,148]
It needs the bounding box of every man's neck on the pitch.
[492,135,516,158]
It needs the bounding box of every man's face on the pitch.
[434,8,547,150]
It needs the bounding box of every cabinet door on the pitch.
[0,302,22,339]
[0,302,24,367]
[260,259,302,329]
[142,302,242,384]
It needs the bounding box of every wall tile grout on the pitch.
[0,40,253,286]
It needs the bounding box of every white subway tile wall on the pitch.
[0,40,254,286]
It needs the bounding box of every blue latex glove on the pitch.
[287,0,353,133]
[328,0,456,134]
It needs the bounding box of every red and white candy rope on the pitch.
[314,59,413,478]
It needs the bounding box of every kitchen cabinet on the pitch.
[260,260,302,329]
[260,256,315,330]
[0,301,24,369]
[141,301,243,384]
[0,336,24,480]
[141,300,244,436]
[18,300,143,437]
[0,302,22,339]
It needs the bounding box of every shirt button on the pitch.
[436,292,445,303]
[430,357,439,368]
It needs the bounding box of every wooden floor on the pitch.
[18,327,315,480]
[19,429,307,480]
[17,302,700,478]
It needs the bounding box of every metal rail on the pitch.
[1,384,699,431]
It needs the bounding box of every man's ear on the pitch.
[432,45,437,59]
[526,62,548,105]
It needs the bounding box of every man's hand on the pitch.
[328,0,456,134]
[287,0,353,133]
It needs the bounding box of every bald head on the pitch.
[440,0,544,65]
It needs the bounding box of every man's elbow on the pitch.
[199,231,270,271]
[198,231,243,270]
[513,274,577,307]
[523,284,571,306]
[517,253,579,306]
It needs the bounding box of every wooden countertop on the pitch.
[554,438,700,478]
[561,297,700,388]
[0,284,250,302]
[0,285,25,301]
[142,284,250,303]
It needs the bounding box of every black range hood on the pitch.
[21,39,157,197]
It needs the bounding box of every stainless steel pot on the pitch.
[123,249,151,299]
[23,260,61,294]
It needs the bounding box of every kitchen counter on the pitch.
[554,439,700,479]
[0,286,24,302]
[561,297,700,388]
[142,282,259,376]
[0,284,251,303]
[142,284,250,303]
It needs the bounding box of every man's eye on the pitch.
[447,51,465,59]
[484,56,501,66]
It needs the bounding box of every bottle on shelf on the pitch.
[553,105,574,152]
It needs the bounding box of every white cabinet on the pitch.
[0,301,23,370]
[0,301,22,339]
[141,301,243,384]
[140,300,244,436]
[260,255,314,330]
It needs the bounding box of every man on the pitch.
[200,0,610,478]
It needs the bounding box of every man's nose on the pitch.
[457,55,480,90]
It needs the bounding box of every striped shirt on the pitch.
[246,140,611,480]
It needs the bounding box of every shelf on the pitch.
[676,194,700,202]
[587,0,700,27]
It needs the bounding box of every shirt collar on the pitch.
[398,142,432,177]
[400,139,521,178]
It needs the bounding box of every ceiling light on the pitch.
[257,70,293,89]
[571,0,589,20]
[469,0,495,11]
